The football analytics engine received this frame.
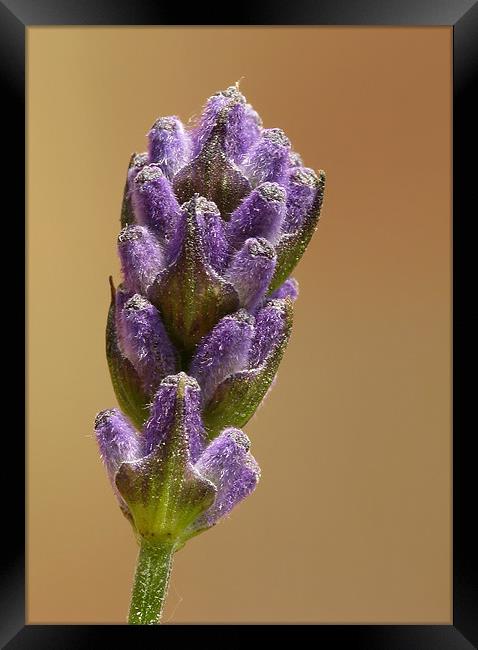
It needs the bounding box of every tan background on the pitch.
[27,27,451,623]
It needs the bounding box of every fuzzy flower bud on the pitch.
[117,224,163,295]
[131,164,182,248]
[147,116,191,179]
[227,182,286,249]
[225,237,277,311]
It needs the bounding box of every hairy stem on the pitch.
[128,538,175,624]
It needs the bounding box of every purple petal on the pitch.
[183,381,206,464]
[269,277,299,302]
[147,116,191,179]
[241,128,291,186]
[193,428,260,529]
[225,237,276,311]
[142,381,177,453]
[186,195,230,274]
[283,167,321,233]
[192,85,261,163]
[227,182,286,250]
[117,294,177,395]
[189,310,254,406]
[131,163,181,244]
[248,298,292,369]
[143,373,205,462]
[118,224,163,294]
[94,408,144,484]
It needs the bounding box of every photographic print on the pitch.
[2,1,476,646]
[28,26,451,625]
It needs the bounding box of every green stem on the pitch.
[128,538,175,624]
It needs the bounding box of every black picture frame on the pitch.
[4,0,476,646]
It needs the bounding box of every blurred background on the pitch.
[27,26,451,623]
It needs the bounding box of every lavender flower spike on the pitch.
[96,85,326,624]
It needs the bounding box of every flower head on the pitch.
[106,85,325,433]
[96,85,326,624]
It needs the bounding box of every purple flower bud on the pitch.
[121,152,149,228]
[147,116,191,179]
[189,310,254,406]
[188,196,230,274]
[192,87,236,156]
[241,128,291,186]
[95,408,143,485]
[117,294,177,396]
[202,299,293,438]
[283,167,321,233]
[142,379,177,453]
[192,428,260,530]
[227,182,286,249]
[118,224,163,295]
[269,169,326,293]
[106,280,150,429]
[131,164,181,245]
[248,298,291,368]
[192,85,261,163]
[269,277,299,302]
[225,237,276,311]
[143,373,205,461]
